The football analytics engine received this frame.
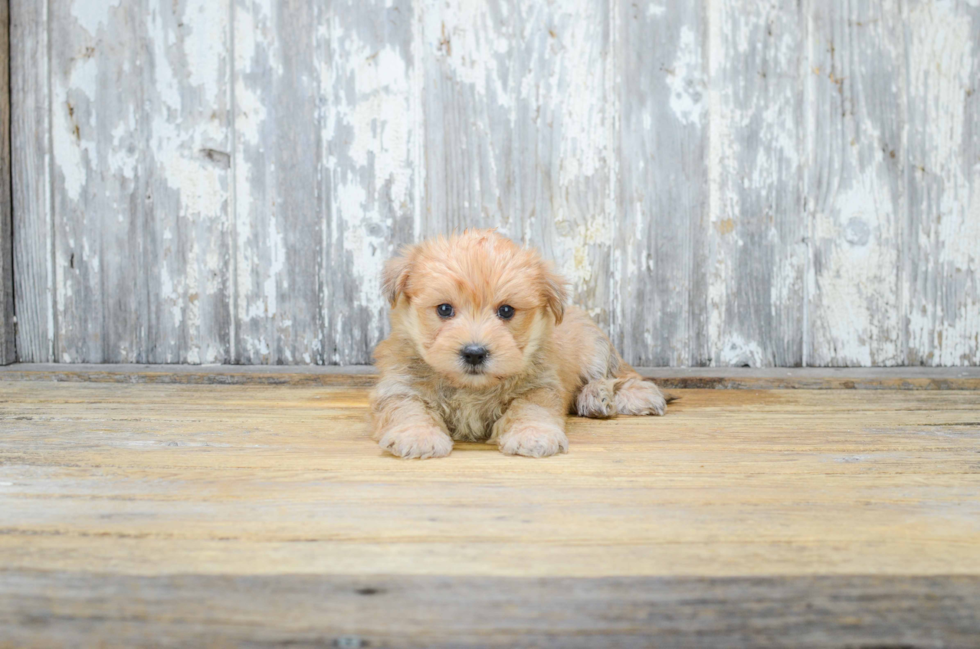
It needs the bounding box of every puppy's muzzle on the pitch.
[460,344,489,368]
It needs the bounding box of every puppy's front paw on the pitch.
[615,378,667,416]
[494,419,568,458]
[378,425,453,459]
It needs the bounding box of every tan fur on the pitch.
[371,230,667,459]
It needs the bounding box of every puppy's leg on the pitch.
[572,321,668,417]
[614,375,668,416]
[371,387,453,459]
[575,378,618,418]
[490,388,568,458]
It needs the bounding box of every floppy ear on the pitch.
[382,246,414,306]
[540,264,568,325]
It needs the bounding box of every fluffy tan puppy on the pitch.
[370,230,668,459]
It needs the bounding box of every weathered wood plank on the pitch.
[421,0,617,329]
[233,0,320,364]
[512,0,616,330]
[2,363,980,389]
[419,0,513,234]
[706,0,807,367]
[322,0,417,365]
[807,0,907,367]
[0,0,13,364]
[1,383,979,579]
[2,572,978,648]
[48,0,145,362]
[10,0,53,362]
[905,0,980,366]
[615,1,706,366]
[142,0,233,363]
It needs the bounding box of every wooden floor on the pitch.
[1,368,979,647]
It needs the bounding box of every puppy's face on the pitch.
[383,231,566,388]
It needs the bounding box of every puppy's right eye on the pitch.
[436,303,455,318]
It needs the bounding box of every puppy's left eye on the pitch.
[496,304,515,320]
[436,303,455,318]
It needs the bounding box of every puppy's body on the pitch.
[371,230,667,459]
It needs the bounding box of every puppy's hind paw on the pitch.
[575,379,618,419]
[378,425,453,459]
[615,378,668,416]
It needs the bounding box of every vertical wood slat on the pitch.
[706,0,807,367]
[48,1,142,362]
[422,0,617,328]
[905,0,980,366]
[142,0,233,364]
[0,0,13,364]
[807,0,907,367]
[415,0,502,295]
[512,0,615,331]
[233,0,319,364]
[615,0,707,366]
[323,0,417,365]
[11,0,53,362]
[419,0,513,233]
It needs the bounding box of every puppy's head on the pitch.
[383,230,566,388]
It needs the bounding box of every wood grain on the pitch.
[807,0,907,366]
[615,0,707,367]
[0,379,979,643]
[28,1,234,363]
[0,0,12,365]
[2,573,978,648]
[233,0,319,365]
[511,0,616,331]
[9,2,980,367]
[142,0,233,364]
[323,0,417,365]
[905,0,980,366]
[706,0,806,368]
[1,382,979,578]
[10,0,53,362]
[48,0,141,362]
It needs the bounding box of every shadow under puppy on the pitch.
[371,230,668,459]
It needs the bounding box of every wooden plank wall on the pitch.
[9,0,980,367]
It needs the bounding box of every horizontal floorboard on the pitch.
[1,379,978,644]
[2,573,978,648]
[2,364,979,389]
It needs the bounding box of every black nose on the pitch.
[460,344,489,366]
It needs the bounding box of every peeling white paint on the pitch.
[667,26,704,127]
[526,0,616,312]
[906,0,978,365]
[71,0,121,36]
[325,8,415,357]
[812,170,901,366]
[23,0,980,367]
[53,57,98,202]
[183,0,227,105]
[426,0,513,109]
[233,2,271,149]
[718,334,765,367]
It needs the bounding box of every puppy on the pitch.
[370,230,668,459]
